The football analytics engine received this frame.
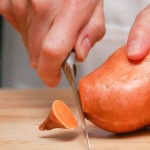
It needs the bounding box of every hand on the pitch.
[0,0,105,87]
[127,4,150,60]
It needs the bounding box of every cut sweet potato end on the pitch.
[39,100,78,131]
[53,100,78,130]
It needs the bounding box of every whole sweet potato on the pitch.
[79,45,150,133]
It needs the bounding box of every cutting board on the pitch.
[0,89,149,150]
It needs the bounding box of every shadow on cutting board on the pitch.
[39,129,79,142]
[87,123,150,139]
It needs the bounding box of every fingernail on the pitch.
[80,37,91,60]
[127,40,141,57]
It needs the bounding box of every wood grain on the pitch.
[0,88,149,150]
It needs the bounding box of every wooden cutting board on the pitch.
[0,88,149,150]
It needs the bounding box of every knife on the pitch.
[62,51,91,150]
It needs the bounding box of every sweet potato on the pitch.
[79,45,150,133]
[39,45,150,133]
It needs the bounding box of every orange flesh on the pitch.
[53,100,78,129]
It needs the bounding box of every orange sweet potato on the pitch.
[79,45,150,133]
[39,45,150,133]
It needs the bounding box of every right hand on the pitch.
[0,0,105,87]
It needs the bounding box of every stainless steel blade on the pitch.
[63,51,91,150]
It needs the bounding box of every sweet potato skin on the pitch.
[79,45,150,133]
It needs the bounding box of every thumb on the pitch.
[75,0,105,61]
[127,5,150,60]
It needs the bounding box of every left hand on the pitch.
[127,4,150,60]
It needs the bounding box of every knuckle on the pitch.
[31,0,51,13]
[11,0,26,15]
[93,21,106,40]
[41,42,65,60]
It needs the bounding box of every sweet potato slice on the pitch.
[39,100,77,130]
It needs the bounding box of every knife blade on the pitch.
[62,51,91,150]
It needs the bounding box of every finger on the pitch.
[27,15,53,68]
[11,0,31,47]
[75,0,105,61]
[11,0,30,27]
[127,5,150,60]
[27,0,59,68]
[0,0,19,30]
[37,1,98,87]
